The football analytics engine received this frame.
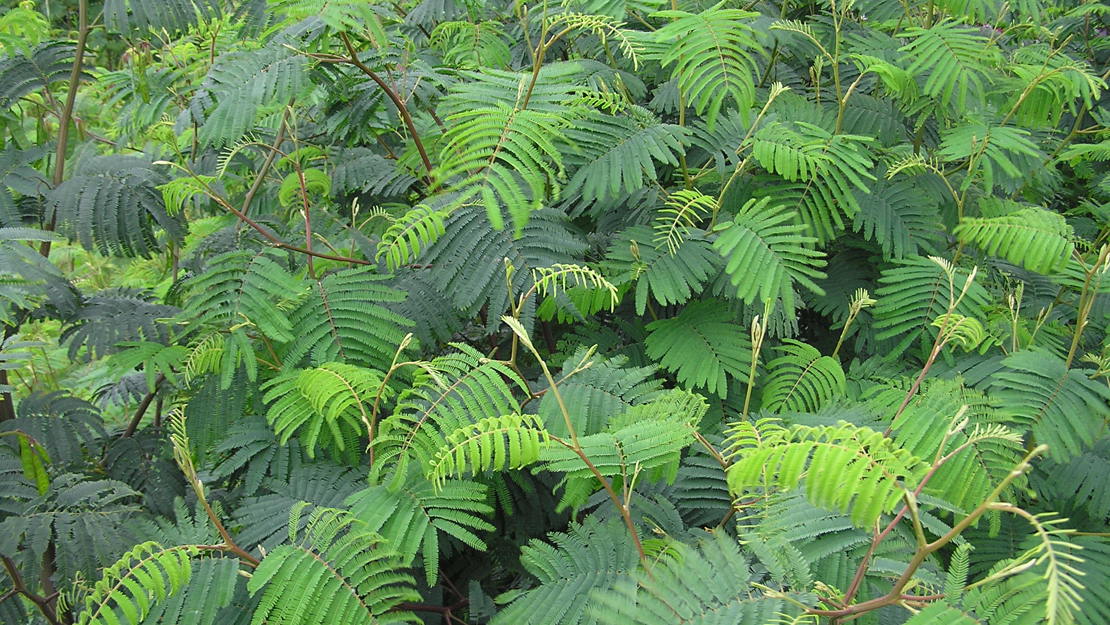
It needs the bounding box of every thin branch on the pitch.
[120,374,166,438]
[2,555,64,625]
[41,0,90,258]
[241,110,290,217]
[338,33,434,180]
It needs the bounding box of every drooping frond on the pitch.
[561,107,687,206]
[430,20,511,69]
[0,42,87,108]
[247,507,421,625]
[644,299,751,398]
[62,288,177,361]
[760,339,846,413]
[953,199,1074,274]
[650,7,763,128]
[539,389,704,499]
[102,0,219,35]
[606,225,720,316]
[261,362,386,458]
[990,349,1110,462]
[653,189,715,255]
[879,378,1025,511]
[938,122,1043,191]
[531,263,618,312]
[197,46,309,147]
[75,542,201,625]
[432,85,567,233]
[752,123,876,243]
[375,204,446,271]
[725,420,928,527]
[427,413,550,487]
[418,205,586,320]
[898,20,998,111]
[47,156,185,257]
[538,349,662,437]
[852,176,944,259]
[713,197,827,318]
[872,256,990,355]
[590,532,785,625]
[345,474,493,585]
[491,518,638,625]
[281,267,414,370]
[373,343,528,480]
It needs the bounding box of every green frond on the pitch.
[375,204,446,271]
[373,343,528,481]
[281,267,414,370]
[247,507,421,625]
[988,512,1086,625]
[48,156,185,257]
[990,349,1110,462]
[606,225,720,316]
[417,205,584,320]
[644,299,751,398]
[430,20,511,70]
[938,123,1043,191]
[752,124,876,243]
[491,518,639,625]
[427,413,550,487]
[432,99,566,234]
[872,256,990,356]
[75,542,200,625]
[853,176,944,259]
[760,339,846,413]
[653,189,715,255]
[184,249,308,343]
[261,362,387,458]
[539,390,703,501]
[538,349,662,437]
[198,46,309,147]
[346,474,493,585]
[880,378,1025,512]
[562,108,686,205]
[650,7,763,128]
[713,197,827,318]
[589,532,785,625]
[277,168,330,209]
[726,420,928,528]
[531,263,618,312]
[103,0,217,35]
[954,200,1074,274]
[898,20,998,111]
[1032,438,1110,522]
[0,41,86,108]
[157,175,214,216]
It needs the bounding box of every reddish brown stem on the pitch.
[41,0,89,258]
[338,33,434,181]
[2,555,65,625]
[120,374,166,438]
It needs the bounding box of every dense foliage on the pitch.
[0,0,1108,623]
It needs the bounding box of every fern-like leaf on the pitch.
[953,200,1073,274]
[75,542,200,625]
[262,362,387,458]
[427,414,550,487]
[644,299,751,398]
[761,339,846,413]
[650,7,763,128]
[726,420,928,527]
[990,349,1110,462]
[713,197,827,318]
[247,507,420,625]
